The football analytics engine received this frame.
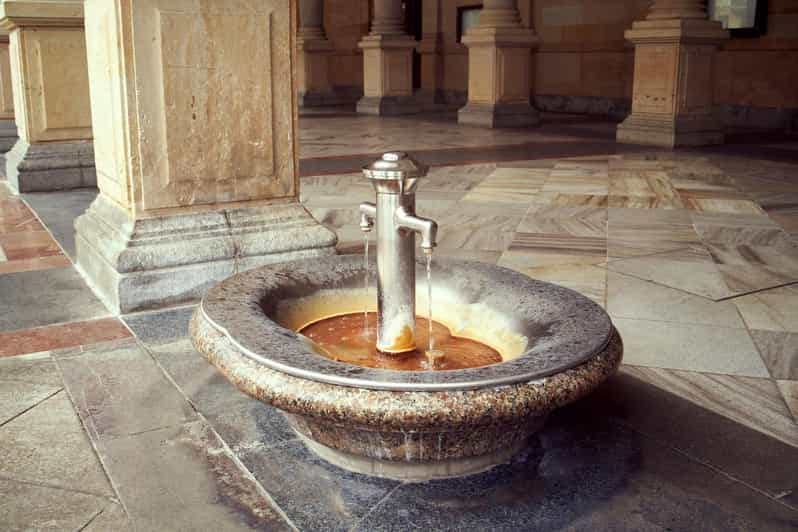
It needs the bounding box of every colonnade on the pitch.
[0,0,729,312]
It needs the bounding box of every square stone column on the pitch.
[457,0,539,128]
[297,0,338,107]
[616,1,729,147]
[0,0,95,192]
[0,32,17,156]
[356,0,419,115]
[75,0,337,314]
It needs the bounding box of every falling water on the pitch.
[425,251,445,364]
[363,232,370,331]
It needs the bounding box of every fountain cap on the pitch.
[362,152,428,181]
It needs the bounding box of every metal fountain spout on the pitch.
[359,152,438,354]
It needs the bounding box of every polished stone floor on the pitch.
[1,113,797,530]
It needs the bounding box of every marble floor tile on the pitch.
[0,479,110,532]
[608,195,686,209]
[621,366,798,448]
[608,223,701,258]
[734,284,798,332]
[520,263,606,307]
[54,339,198,440]
[531,192,608,207]
[612,317,770,377]
[81,501,133,532]
[0,254,72,274]
[0,390,115,497]
[777,380,798,421]
[605,247,732,300]
[591,369,798,501]
[608,206,692,225]
[356,405,797,531]
[239,439,399,532]
[607,271,746,328]
[518,205,606,237]
[0,317,132,358]
[750,330,798,380]
[501,232,607,269]
[685,198,768,216]
[461,170,546,205]
[96,420,292,531]
[542,176,608,196]
[0,267,110,332]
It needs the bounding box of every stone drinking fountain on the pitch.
[191,152,622,481]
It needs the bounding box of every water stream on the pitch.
[425,251,444,364]
[363,232,370,331]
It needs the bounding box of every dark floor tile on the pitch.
[96,420,292,531]
[22,188,98,259]
[586,372,798,500]
[205,400,296,454]
[123,305,196,345]
[750,329,798,380]
[54,340,197,439]
[356,407,798,531]
[240,439,399,531]
[148,338,257,415]
[0,267,109,332]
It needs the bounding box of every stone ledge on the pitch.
[5,139,96,193]
[0,119,18,153]
[75,194,338,313]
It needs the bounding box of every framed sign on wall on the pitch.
[708,0,768,37]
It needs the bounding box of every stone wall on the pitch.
[322,0,798,128]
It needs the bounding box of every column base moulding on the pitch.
[0,119,18,153]
[356,95,420,116]
[616,113,724,148]
[75,195,338,314]
[458,101,539,128]
[5,139,96,193]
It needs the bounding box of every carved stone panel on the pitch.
[17,28,93,142]
[127,0,296,212]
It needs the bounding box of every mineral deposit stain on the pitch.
[301,312,502,371]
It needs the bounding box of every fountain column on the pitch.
[0,0,94,192]
[356,0,419,115]
[75,0,337,313]
[457,0,539,128]
[0,31,17,157]
[616,0,728,147]
[297,0,337,107]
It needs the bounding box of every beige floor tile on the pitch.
[613,317,769,377]
[607,272,746,328]
[734,285,798,332]
[685,198,767,216]
[749,330,798,380]
[623,366,798,448]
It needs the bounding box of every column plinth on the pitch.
[297,0,337,107]
[457,1,539,128]
[0,0,95,192]
[616,2,729,147]
[356,0,419,116]
[75,0,336,313]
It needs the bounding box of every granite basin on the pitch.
[190,255,622,481]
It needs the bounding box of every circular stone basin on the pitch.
[190,255,622,481]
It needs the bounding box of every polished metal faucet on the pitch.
[359,152,438,354]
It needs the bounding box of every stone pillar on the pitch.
[457,0,538,128]
[0,31,17,158]
[356,0,419,115]
[415,0,442,109]
[0,0,95,193]
[297,0,337,107]
[616,0,729,147]
[75,0,337,314]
